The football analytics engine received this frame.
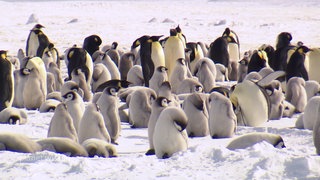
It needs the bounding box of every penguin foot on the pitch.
[145,149,155,156]
[162,153,170,159]
[188,132,195,138]
[111,139,119,145]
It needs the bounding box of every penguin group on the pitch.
[1,23,320,159]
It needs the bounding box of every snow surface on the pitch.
[0,0,320,179]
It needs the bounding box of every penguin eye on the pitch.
[23,68,31,75]
[66,93,74,101]
[110,88,118,96]
[161,67,167,72]
[195,86,203,93]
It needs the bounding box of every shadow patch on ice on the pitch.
[162,18,175,23]
[125,135,148,140]
[65,161,84,174]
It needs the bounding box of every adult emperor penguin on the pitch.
[26,24,50,57]
[81,138,117,158]
[286,46,310,82]
[0,51,14,111]
[119,52,135,81]
[128,87,157,128]
[193,57,217,93]
[222,28,240,81]
[0,133,41,153]
[273,32,295,71]
[65,47,93,88]
[176,25,187,48]
[153,106,188,159]
[146,96,171,155]
[83,34,102,57]
[164,29,185,79]
[149,66,168,95]
[208,92,236,138]
[96,86,121,144]
[307,48,320,83]
[182,93,209,137]
[47,103,78,142]
[78,103,111,144]
[208,37,229,72]
[92,63,111,92]
[247,50,269,74]
[0,107,28,125]
[259,44,275,68]
[149,35,166,69]
[62,91,85,133]
[226,132,286,150]
[285,77,307,113]
[36,137,88,157]
[22,56,47,110]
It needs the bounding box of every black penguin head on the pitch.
[111,42,118,49]
[169,29,177,36]
[149,35,164,42]
[194,85,203,93]
[105,86,120,96]
[155,97,171,107]
[223,28,231,36]
[176,25,182,33]
[274,136,286,149]
[157,66,168,72]
[131,35,150,49]
[33,24,45,30]
[0,50,7,60]
[297,46,311,54]
[276,32,292,49]
[177,58,186,65]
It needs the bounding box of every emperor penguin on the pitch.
[158,81,180,107]
[176,25,187,48]
[65,47,93,88]
[286,46,310,82]
[83,34,102,57]
[47,62,63,91]
[307,48,320,83]
[22,56,47,110]
[13,68,27,108]
[92,50,104,64]
[128,87,157,128]
[247,50,269,74]
[0,51,14,111]
[146,96,171,155]
[273,32,295,71]
[186,42,204,72]
[298,96,320,130]
[0,133,41,153]
[60,81,84,100]
[26,24,50,57]
[92,63,111,92]
[81,138,117,158]
[285,77,307,113]
[39,99,60,113]
[305,80,320,100]
[46,72,55,94]
[208,37,229,72]
[119,52,135,81]
[149,35,166,69]
[153,106,188,159]
[208,92,236,138]
[164,29,185,79]
[62,91,85,133]
[101,53,120,80]
[222,28,240,81]
[259,44,275,69]
[237,51,250,83]
[193,57,217,93]
[106,42,121,67]
[149,66,168,94]
[127,65,144,86]
[230,79,270,127]
[313,109,320,155]
[0,107,27,125]
[78,103,111,144]
[169,58,190,93]
[42,43,60,68]
[215,63,228,82]
[47,103,78,142]
[182,93,209,137]
[41,43,55,70]
[96,86,121,144]
[94,79,130,93]
[36,137,88,157]
[71,68,93,102]
[266,80,285,120]
[177,78,203,95]
[226,132,285,150]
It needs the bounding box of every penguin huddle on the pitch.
[1,24,320,159]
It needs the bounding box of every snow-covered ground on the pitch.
[0,0,320,179]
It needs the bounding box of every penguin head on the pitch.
[33,24,45,30]
[155,97,171,107]
[149,35,164,42]
[111,42,118,49]
[297,46,311,54]
[176,25,182,33]
[157,66,168,73]
[63,91,77,102]
[169,29,178,36]
[131,35,150,49]
[0,50,8,60]
[105,86,120,96]
[276,32,292,49]
[194,85,203,93]
[8,115,20,125]
[177,58,186,65]
[238,58,249,66]
[56,102,68,111]
[274,136,286,148]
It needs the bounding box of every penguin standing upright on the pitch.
[26,24,50,57]
[273,32,295,71]
[186,42,204,73]
[247,50,269,74]
[286,46,310,82]
[222,28,240,81]
[164,29,185,79]
[150,35,166,69]
[0,51,14,111]
[83,35,102,57]
[176,25,187,48]
[208,37,229,68]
